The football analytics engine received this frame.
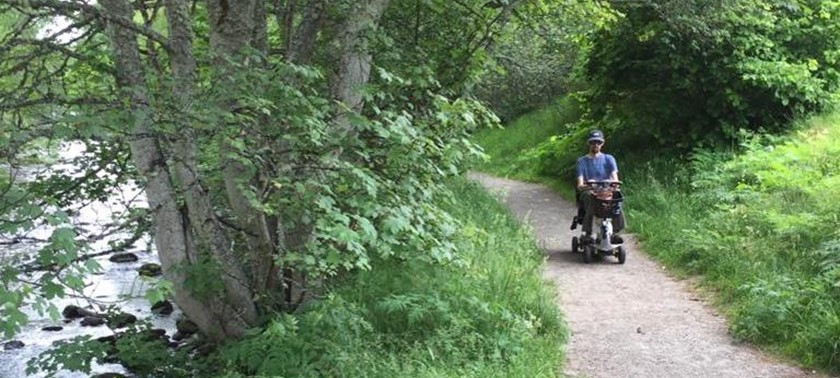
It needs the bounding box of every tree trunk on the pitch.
[287,0,325,64]
[100,0,252,340]
[330,0,391,134]
[207,0,278,293]
[253,0,268,54]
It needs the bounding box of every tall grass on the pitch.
[624,117,840,371]
[474,96,581,192]
[476,100,840,373]
[215,177,566,377]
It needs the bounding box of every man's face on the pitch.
[588,139,603,153]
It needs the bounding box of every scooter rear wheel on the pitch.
[617,246,626,264]
[571,236,579,253]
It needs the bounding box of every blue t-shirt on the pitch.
[576,153,617,181]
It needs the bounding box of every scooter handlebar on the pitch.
[585,179,622,187]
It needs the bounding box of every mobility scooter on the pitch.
[570,180,626,264]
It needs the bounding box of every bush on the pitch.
[583,0,840,147]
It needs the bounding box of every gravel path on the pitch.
[469,172,824,378]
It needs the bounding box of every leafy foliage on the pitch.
[27,322,196,378]
[583,0,840,147]
[472,1,617,121]
[215,178,565,378]
[0,1,563,377]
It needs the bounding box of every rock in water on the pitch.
[81,316,106,327]
[109,253,139,263]
[172,331,187,341]
[3,340,24,350]
[91,373,126,378]
[62,305,99,319]
[42,326,63,332]
[176,319,199,335]
[108,313,137,329]
[138,263,162,277]
[151,300,174,316]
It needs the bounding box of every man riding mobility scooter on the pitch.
[570,180,626,264]
[570,130,626,264]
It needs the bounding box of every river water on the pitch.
[0,143,178,377]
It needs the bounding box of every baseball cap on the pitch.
[587,130,605,142]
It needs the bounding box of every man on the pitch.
[573,130,624,244]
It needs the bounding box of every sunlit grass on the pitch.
[474,96,582,198]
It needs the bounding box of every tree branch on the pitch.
[2,0,174,52]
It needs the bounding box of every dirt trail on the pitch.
[469,172,824,378]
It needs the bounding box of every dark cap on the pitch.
[587,130,605,142]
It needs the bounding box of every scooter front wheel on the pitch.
[583,245,593,264]
[571,236,579,253]
[617,246,626,264]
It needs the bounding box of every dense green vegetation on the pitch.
[215,178,565,378]
[629,115,840,370]
[27,178,564,377]
[476,96,581,191]
[5,0,840,375]
[584,0,840,147]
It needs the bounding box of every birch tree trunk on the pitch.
[331,0,391,134]
[206,0,278,293]
[101,0,252,340]
[163,0,258,330]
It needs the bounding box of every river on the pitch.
[0,143,178,378]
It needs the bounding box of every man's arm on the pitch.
[575,157,588,191]
[576,175,587,191]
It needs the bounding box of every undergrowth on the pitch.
[213,177,566,377]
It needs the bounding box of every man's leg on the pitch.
[610,203,625,244]
[571,191,585,230]
[613,205,625,232]
[581,192,595,242]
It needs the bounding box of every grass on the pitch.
[623,116,840,372]
[474,96,582,198]
[216,177,567,377]
[475,98,840,374]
